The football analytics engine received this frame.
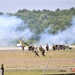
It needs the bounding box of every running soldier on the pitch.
[42,49,45,56]
[34,46,39,57]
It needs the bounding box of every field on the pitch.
[5,70,75,75]
[0,46,75,75]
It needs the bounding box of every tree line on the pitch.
[0,7,75,44]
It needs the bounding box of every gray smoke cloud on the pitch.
[39,17,75,45]
[0,15,33,47]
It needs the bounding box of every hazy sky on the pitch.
[0,0,75,14]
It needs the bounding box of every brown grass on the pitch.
[0,47,75,71]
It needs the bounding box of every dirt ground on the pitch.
[0,46,75,72]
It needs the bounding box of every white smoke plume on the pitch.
[0,15,33,47]
[39,17,75,45]
[1,14,75,47]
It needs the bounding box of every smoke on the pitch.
[39,17,75,45]
[0,15,33,47]
[1,14,75,47]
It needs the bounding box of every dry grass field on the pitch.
[0,46,75,72]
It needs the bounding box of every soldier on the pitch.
[22,44,25,51]
[34,47,39,57]
[28,45,34,51]
[46,44,49,51]
[52,44,55,50]
[32,45,34,51]
[39,45,43,51]
[28,45,31,51]
[39,45,45,56]
[42,49,45,56]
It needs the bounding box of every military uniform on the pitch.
[22,44,25,51]
[42,49,45,56]
[39,45,43,51]
[46,44,49,51]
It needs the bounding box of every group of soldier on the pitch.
[21,43,72,57]
[28,45,47,57]
[52,44,72,50]
[21,43,49,57]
